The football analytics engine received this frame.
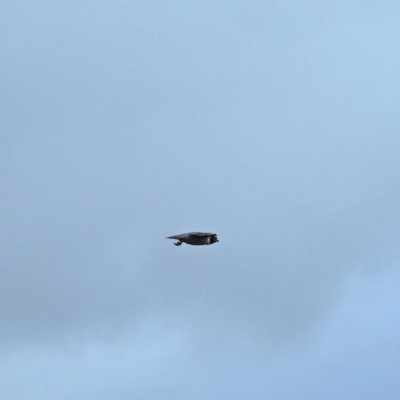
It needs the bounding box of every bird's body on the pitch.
[166,232,219,246]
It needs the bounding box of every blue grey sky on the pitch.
[1,1,400,398]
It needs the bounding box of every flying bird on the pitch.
[166,232,219,246]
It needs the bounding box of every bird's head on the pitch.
[211,234,219,243]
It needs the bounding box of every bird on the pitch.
[166,232,219,246]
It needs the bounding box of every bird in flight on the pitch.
[166,232,219,246]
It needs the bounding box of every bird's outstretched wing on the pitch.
[186,232,216,237]
[166,232,216,239]
[166,233,189,240]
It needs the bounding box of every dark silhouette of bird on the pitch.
[166,232,219,246]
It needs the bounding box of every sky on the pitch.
[1,1,400,398]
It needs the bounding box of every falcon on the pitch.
[166,232,219,246]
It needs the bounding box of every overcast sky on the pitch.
[1,1,400,399]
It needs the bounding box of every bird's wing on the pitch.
[187,232,216,237]
[166,233,190,239]
[166,232,217,239]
